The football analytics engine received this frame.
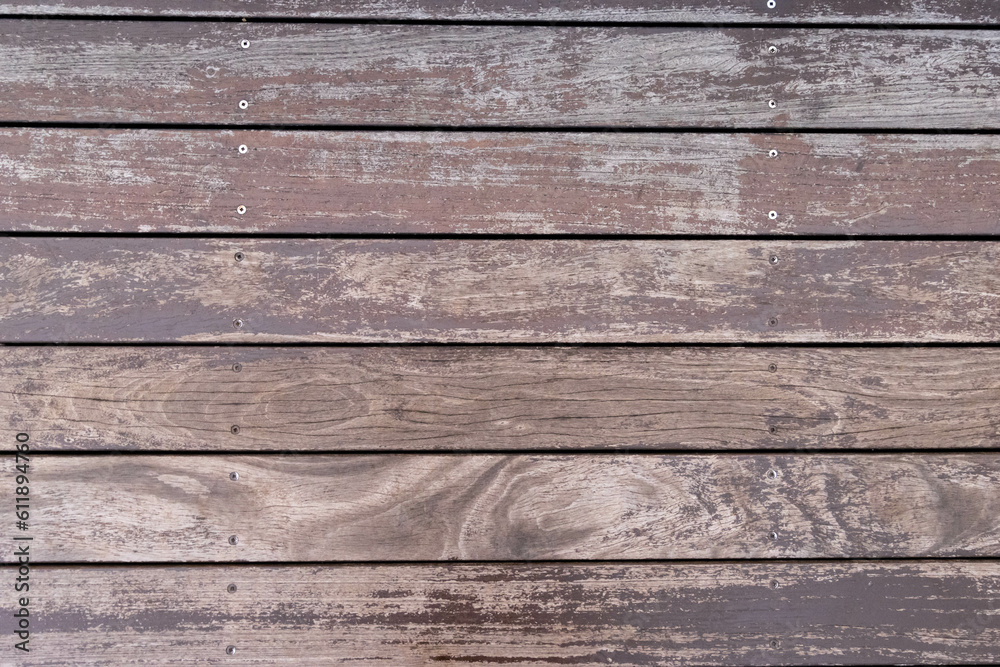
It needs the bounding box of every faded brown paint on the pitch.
[6,453,1000,562]
[0,0,995,23]
[3,346,1000,451]
[1,238,999,343]
[5,562,998,665]
[2,23,1000,128]
[3,130,1000,234]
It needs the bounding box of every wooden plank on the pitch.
[5,130,1000,235]
[2,239,1000,343]
[7,561,999,664]
[6,453,1000,562]
[4,346,1000,452]
[0,0,995,24]
[3,23,1000,128]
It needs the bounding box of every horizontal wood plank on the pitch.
[4,346,1000,451]
[0,0,995,23]
[6,562,999,664]
[5,130,1000,235]
[3,23,1000,128]
[2,239,1000,343]
[6,453,1000,561]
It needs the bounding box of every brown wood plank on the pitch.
[3,23,1000,128]
[7,561,999,664]
[5,130,1000,235]
[5,453,1000,562]
[4,346,1000,452]
[2,239,999,343]
[0,0,994,23]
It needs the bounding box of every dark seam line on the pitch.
[4,232,1000,241]
[8,557,1000,568]
[3,122,1000,134]
[24,448,1000,457]
[0,15,998,29]
[5,341,1000,349]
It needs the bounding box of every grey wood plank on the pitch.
[2,239,999,343]
[3,23,1000,128]
[4,346,1000,452]
[5,453,1000,561]
[8,562,1000,664]
[4,130,1000,235]
[0,0,994,23]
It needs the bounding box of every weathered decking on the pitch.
[2,1,999,665]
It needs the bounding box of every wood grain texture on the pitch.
[2,562,998,665]
[2,238,1000,343]
[6,453,1000,562]
[4,346,1000,452]
[0,0,996,23]
[3,23,1000,128]
[5,129,1000,235]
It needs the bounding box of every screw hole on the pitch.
[228,535,239,546]
[232,363,242,373]
[227,584,237,593]
[231,424,241,435]
[238,144,248,154]
[229,471,239,481]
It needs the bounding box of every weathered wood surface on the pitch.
[6,454,1000,562]
[5,346,1000,452]
[2,238,1000,343]
[5,130,1000,235]
[4,23,1000,128]
[0,0,995,23]
[3,562,998,665]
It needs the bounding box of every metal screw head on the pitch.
[769,580,779,590]
[766,469,778,479]
[226,645,237,655]
[232,363,242,373]
[229,471,239,481]
[767,45,778,55]
[237,205,247,215]
[770,639,780,649]
[228,535,239,546]
[240,39,250,49]
[769,255,779,265]
[768,425,777,434]
[231,424,241,435]
[768,99,777,109]
[768,210,778,220]
[768,363,777,372]
[234,251,245,262]
[227,583,237,593]
[238,100,249,110]
[768,530,779,540]
[768,149,778,158]
[767,317,778,327]
[767,0,776,7]
[238,144,248,154]
[233,318,244,329]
